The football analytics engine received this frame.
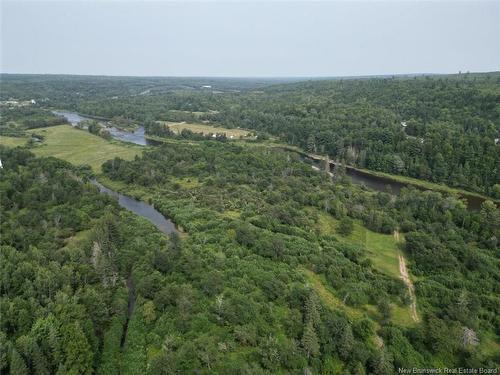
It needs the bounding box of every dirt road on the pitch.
[394,230,420,323]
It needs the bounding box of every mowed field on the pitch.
[0,136,29,147]
[0,125,142,172]
[159,121,253,138]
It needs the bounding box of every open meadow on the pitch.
[0,136,29,148]
[1,125,143,172]
[159,121,253,138]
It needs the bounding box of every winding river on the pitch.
[53,110,161,146]
[302,154,485,210]
[91,180,178,235]
[55,110,486,210]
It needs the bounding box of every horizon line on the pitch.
[2,70,499,80]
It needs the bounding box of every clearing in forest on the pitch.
[24,125,142,172]
[313,210,417,326]
[301,268,363,320]
[314,210,400,279]
[158,121,253,138]
[0,135,29,148]
[394,230,420,323]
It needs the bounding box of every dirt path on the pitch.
[394,230,420,323]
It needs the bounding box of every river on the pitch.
[303,155,485,210]
[91,180,178,235]
[55,110,486,210]
[53,110,162,146]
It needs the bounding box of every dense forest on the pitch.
[2,141,498,373]
[3,73,497,196]
[0,147,175,374]
[211,75,500,196]
[0,74,499,373]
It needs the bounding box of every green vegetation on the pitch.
[1,74,499,373]
[98,141,498,370]
[26,125,142,172]
[0,147,173,375]
[209,75,499,197]
[160,121,252,138]
[348,164,497,203]
[0,135,29,147]
[13,72,496,196]
[0,106,68,136]
[301,268,364,320]
[314,210,401,279]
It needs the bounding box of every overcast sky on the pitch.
[1,1,499,77]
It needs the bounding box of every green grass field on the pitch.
[24,125,142,172]
[314,210,401,279]
[0,136,29,147]
[159,121,253,138]
[168,109,219,117]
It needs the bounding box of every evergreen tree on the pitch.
[301,321,320,359]
[10,348,29,375]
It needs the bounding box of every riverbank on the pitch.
[53,109,112,122]
[275,144,498,206]
[26,125,142,172]
[140,133,497,208]
[350,165,496,203]
[28,108,500,207]
[92,177,182,236]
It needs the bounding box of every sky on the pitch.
[1,0,499,77]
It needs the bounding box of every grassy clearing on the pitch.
[168,109,219,117]
[0,135,29,147]
[301,241,416,327]
[391,304,417,327]
[26,125,142,172]
[301,268,364,320]
[480,332,500,357]
[222,210,241,219]
[314,210,400,279]
[170,176,201,189]
[63,229,91,250]
[302,267,417,328]
[303,269,405,331]
[159,121,253,138]
[312,210,417,327]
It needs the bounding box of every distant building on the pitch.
[201,85,212,89]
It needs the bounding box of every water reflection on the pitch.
[53,110,158,146]
[91,180,178,235]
